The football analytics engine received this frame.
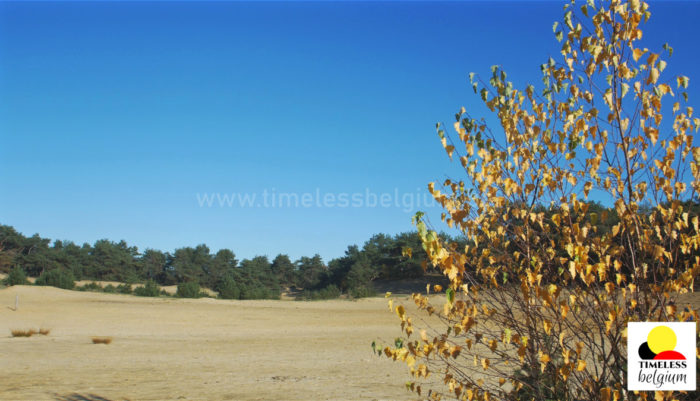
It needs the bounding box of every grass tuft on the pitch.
[38,328,51,336]
[91,336,112,344]
[11,329,37,337]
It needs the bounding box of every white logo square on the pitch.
[627,322,696,391]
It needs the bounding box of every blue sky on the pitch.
[1,1,699,261]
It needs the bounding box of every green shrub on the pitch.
[4,266,28,286]
[116,283,132,294]
[240,285,266,300]
[133,280,161,297]
[103,284,117,293]
[176,281,202,298]
[77,281,103,292]
[35,269,75,290]
[238,284,280,300]
[298,284,341,301]
[217,276,240,300]
[349,285,376,299]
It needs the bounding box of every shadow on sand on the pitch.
[54,394,129,401]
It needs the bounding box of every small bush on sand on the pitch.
[35,269,75,290]
[240,284,278,300]
[133,280,161,297]
[348,285,376,299]
[216,276,240,300]
[77,282,103,292]
[116,283,132,294]
[3,266,28,286]
[298,284,341,301]
[11,329,37,337]
[176,281,203,298]
[91,337,112,344]
[10,328,50,337]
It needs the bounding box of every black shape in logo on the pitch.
[638,341,657,360]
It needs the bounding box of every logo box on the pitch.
[627,322,696,391]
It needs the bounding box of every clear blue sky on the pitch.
[1,1,699,261]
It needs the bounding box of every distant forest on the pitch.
[2,199,697,300]
[0,224,463,299]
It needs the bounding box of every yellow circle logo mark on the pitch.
[647,325,677,354]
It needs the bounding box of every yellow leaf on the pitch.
[489,339,498,352]
[630,0,641,12]
[481,358,490,370]
[543,320,553,335]
[603,89,613,109]
[539,353,551,372]
[577,359,586,371]
[466,389,474,401]
[612,224,620,237]
[517,345,527,362]
[633,48,644,62]
[406,355,416,367]
[583,182,592,198]
[648,68,659,85]
[560,304,569,318]
[646,126,658,144]
[605,282,615,295]
[396,305,406,319]
[420,330,429,342]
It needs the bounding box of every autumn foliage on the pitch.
[381,1,699,400]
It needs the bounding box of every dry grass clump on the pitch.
[91,336,112,344]
[10,328,51,337]
[11,329,37,337]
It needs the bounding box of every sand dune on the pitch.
[0,286,420,401]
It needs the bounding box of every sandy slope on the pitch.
[0,286,420,401]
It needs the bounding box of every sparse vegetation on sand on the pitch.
[10,328,50,337]
[91,337,112,345]
[10,329,37,337]
[0,286,435,400]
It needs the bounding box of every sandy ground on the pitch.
[0,273,217,296]
[0,286,422,401]
[4,283,696,401]
[71,281,218,297]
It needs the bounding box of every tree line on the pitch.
[0,224,463,299]
[2,199,696,300]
